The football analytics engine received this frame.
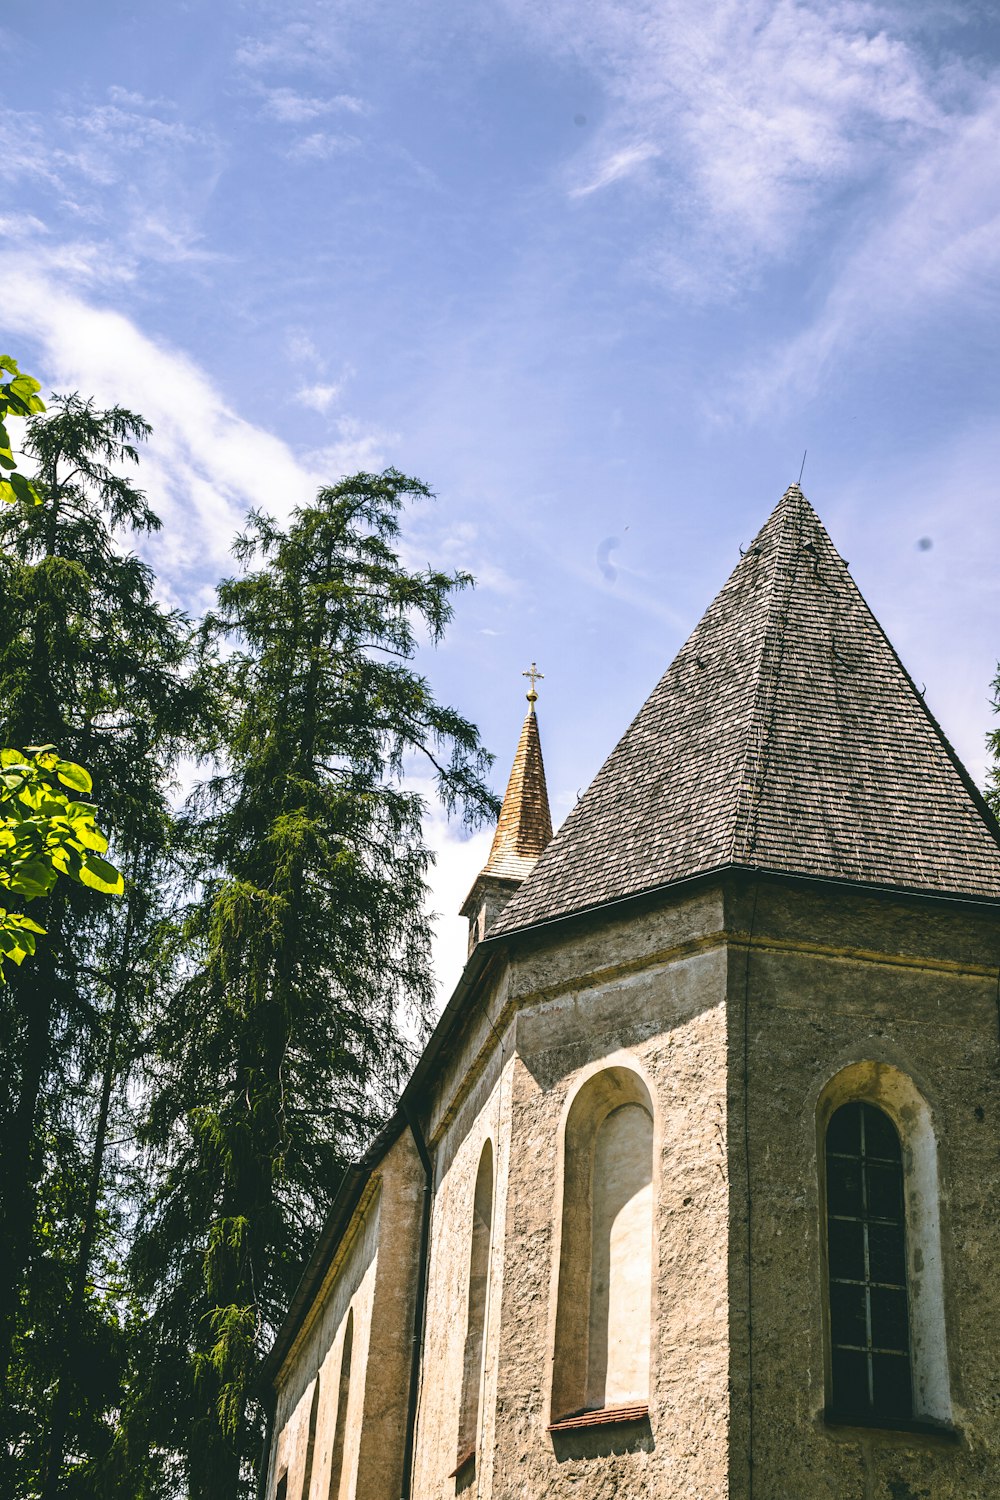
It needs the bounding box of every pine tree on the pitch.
[132,472,498,1497]
[0,395,213,1495]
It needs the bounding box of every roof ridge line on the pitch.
[729,488,806,867]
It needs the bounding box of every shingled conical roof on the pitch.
[479,701,553,883]
[493,485,1000,935]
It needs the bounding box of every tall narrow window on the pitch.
[327,1310,354,1500]
[826,1101,912,1422]
[300,1378,321,1500]
[551,1066,654,1424]
[456,1140,493,1475]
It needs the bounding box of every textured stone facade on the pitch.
[262,485,1000,1500]
[263,872,1000,1499]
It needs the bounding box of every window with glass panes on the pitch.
[825,1101,912,1421]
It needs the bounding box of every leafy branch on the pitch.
[0,356,46,506]
[0,746,124,975]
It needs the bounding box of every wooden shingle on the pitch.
[493,485,1000,935]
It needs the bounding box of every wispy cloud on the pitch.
[297,381,342,413]
[234,19,345,75]
[286,130,361,161]
[569,141,658,198]
[259,86,366,123]
[729,80,1000,416]
[0,86,223,271]
[1,255,349,596]
[510,0,963,290]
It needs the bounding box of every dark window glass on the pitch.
[826,1101,912,1422]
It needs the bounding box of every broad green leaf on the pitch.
[56,759,93,793]
[8,471,40,506]
[78,854,124,895]
[10,858,56,897]
[73,824,108,852]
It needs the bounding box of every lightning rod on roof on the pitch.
[798,449,808,486]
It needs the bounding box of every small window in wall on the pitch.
[551,1066,654,1424]
[826,1101,912,1422]
[455,1140,494,1478]
[327,1310,354,1500]
[300,1378,321,1499]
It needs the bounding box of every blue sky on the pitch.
[4,0,1000,998]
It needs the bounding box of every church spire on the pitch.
[461,671,554,952]
[490,484,1000,937]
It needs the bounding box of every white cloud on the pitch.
[509,0,962,289]
[306,414,396,477]
[287,130,360,161]
[260,87,367,123]
[729,81,1000,416]
[0,211,49,237]
[297,381,342,412]
[422,804,492,1010]
[569,141,658,198]
[1,255,325,591]
[285,330,324,369]
[234,19,346,74]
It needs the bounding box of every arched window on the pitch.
[455,1140,494,1476]
[300,1377,321,1499]
[327,1310,354,1500]
[820,1065,952,1427]
[825,1101,912,1422]
[551,1066,654,1423]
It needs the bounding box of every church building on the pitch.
[259,485,1000,1498]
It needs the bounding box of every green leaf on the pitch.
[78,854,124,895]
[7,471,40,506]
[55,759,93,794]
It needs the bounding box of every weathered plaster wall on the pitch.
[269,874,1000,1500]
[270,1186,380,1500]
[485,886,734,1500]
[268,1127,424,1500]
[412,1032,515,1500]
[726,878,1000,1500]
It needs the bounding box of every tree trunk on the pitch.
[41,898,135,1499]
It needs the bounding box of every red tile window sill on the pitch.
[448,1444,476,1479]
[547,1403,649,1432]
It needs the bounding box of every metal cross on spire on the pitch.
[522,660,544,709]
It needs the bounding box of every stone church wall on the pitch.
[267,1127,424,1500]
[266,876,1000,1500]
[412,1036,516,1499]
[483,886,733,1500]
[726,878,1000,1500]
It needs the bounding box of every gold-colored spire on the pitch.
[481,689,553,882]
[460,673,555,946]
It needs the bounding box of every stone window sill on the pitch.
[824,1408,960,1443]
[448,1445,476,1480]
[547,1403,650,1433]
